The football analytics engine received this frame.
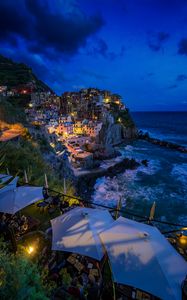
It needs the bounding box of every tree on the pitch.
[0,241,49,300]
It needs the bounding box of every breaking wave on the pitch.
[171,163,187,186]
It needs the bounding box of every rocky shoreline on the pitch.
[138,131,187,153]
[74,156,141,201]
[74,129,187,200]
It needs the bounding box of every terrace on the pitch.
[0,174,187,300]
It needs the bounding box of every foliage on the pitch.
[0,54,51,92]
[1,139,46,182]
[0,240,49,300]
[8,95,32,109]
[0,54,75,197]
[59,268,71,286]
[37,136,52,153]
[0,97,26,124]
[111,108,135,128]
[0,136,75,197]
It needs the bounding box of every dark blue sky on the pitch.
[0,0,187,111]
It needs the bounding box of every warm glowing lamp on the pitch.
[179,236,187,246]
[27,246,34,255]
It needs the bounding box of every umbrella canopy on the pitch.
[100,217,187,300]
[51,207,113,261]
[0,176,18,193]
[0,174,13,184]
[0,185,43,214]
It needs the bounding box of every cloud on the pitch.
[72,84,86,90]
[87,38,125,60]
[176,74,187,81]
[0,0,104,59]
[0,0,105,94]
[168,84,178,89]
[147,32,170,52]
[140,72,154,80]
[81,69,108,80]
[141,0,187,12]
[92,38,108,57]
[147,72,154,77]
[178,38,187,56]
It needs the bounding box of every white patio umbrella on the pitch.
[100,217,187,300]
[51,207,113,261]
[0,185,44,214]
[0,176,18,193]
[0,174,13,184]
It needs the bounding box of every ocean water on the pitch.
[132,111,187,147]
[91,112,187,226]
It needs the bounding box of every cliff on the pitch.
[98,122,137,145]
[97,109,137,146]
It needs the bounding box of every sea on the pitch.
[91,112,187,227]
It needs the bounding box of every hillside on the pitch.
[0,97,27,124]
[0,54,52,92]
[0,55,74,193]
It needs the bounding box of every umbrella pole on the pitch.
[24,170,28,184]
[44,173,49,196]
[148,201,156,224]
[113,282,116,300]
[104,256,116,300]
[63,178,66,194]
[115,196,122,220]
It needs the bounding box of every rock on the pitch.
[76,157,140,200]
[142,159,148,167]
[138,132,187,153]
[97,113,137,146]
[107,158,140,176]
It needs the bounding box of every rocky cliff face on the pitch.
[97,114,137,146]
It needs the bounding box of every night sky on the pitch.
[0,0,187,111]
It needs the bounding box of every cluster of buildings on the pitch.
[3,86,125,168]
[0,85,18,97]
[0,82,36,97]
[60,88,125,120]
[56,119,102,138]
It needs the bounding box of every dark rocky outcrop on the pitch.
[142,159,148,167]
[107,158,140,176]
[84,142,121,160]
[139,131,187,153]
[76,157,140,200]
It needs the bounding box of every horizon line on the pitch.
[131,110,187,113]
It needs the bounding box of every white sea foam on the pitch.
[124,145,148,152]
[171,163,187,185]
[92,176,125,207]
[136,159,161,176]
[92,159,161,207]
[124,145,134,151]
